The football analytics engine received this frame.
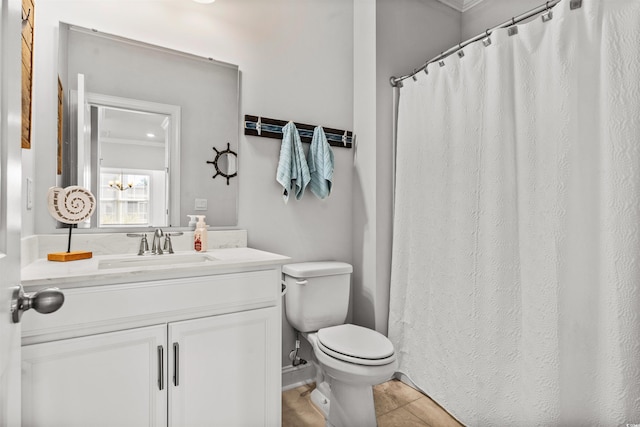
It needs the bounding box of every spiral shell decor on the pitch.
[47,186,96,224]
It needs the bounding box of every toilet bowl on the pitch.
[305,326,397,427]
[283,262,397,427]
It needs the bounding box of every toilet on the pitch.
[283,262,397,427]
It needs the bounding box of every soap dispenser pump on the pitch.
[194,215,208,252]
[187,215,197,229]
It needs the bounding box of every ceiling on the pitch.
[436,0,485,12]
[99,107,167,145]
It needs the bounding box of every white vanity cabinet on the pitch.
[20,266,283,427]
[168,307,279,426]
[22,325,167,426]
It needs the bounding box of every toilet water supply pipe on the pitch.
[290,332,308,367]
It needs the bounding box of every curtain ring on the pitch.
[512,17,516,26]
[482,29,492,47]
[546,1,550,10]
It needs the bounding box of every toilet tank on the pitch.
[283,262,353,332]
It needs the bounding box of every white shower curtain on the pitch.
[389,0,640,425]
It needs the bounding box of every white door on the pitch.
[22,325,167,426]
[168,307,281,427]
[0,0,24,424]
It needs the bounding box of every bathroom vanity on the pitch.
[20,242,289,427]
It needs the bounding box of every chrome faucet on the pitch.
[151,228,164,255]
[128,229,183,256]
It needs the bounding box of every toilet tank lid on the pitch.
[283,262,353,278]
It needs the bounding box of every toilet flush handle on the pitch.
[296,280,308,285]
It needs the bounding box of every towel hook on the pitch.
[256,116,262,136]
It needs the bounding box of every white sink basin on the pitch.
[98,253,218,270]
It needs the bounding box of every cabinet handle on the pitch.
[173,342,179,387]
[157,345,164,391]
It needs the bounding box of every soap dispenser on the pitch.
[187,215,197,229]
[194,215,208,252]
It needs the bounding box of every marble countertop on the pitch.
[22,247,291,290]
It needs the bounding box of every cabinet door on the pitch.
[22,325,167,427]
[169,307,281,427]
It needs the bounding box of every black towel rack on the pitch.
[244,115,354,148]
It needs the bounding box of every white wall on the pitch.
[27,0,354,367]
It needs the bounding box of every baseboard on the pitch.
[281,363,315,391]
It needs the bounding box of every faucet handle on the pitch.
[163,234,174,254]
[163,232,183,254]
[127,233,149,255]
[141,234,149,254]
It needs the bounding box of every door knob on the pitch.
[11,285,65,323]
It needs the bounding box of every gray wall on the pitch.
[371,0,461,334]
[462,0,543,40]
[351,0,461,337]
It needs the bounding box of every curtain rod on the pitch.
[390,0,582,87]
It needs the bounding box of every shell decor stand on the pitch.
[46,186,96,262]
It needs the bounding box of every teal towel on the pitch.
[276,122,310,203]
[307,126,334,199]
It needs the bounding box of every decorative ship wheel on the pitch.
[206,143,237,185]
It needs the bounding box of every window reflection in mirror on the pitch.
[100,170,152,226]
[95,106,169,227]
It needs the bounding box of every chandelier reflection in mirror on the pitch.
[108,173,134,191]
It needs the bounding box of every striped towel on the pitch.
[276,121,310,203]
[307,126,334,199]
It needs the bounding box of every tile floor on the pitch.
[282,379,464,427]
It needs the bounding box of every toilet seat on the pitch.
[317,324,396,366]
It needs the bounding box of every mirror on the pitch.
[57,23,239,229]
